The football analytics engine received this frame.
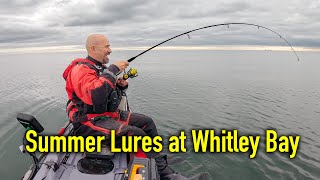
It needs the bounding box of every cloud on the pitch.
[0,0,319,51]
[0,0,45,14]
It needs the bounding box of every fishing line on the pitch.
[127,22,300,62]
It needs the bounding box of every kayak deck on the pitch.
[32,148,128,180]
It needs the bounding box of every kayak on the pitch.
[17,94,211,180]
[18,94,160,180]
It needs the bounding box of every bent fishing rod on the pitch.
[127,22,300,62]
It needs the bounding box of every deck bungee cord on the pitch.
[126,22,300,63]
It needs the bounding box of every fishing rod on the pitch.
[127,22,300,62]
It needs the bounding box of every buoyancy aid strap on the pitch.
[67,108,119,123]
[66,100,76,118]
[116,124,125,135]
[102,68,118,80]
[78,61,116,89]
[66,99,72,113]
[68,108,78,122]
[81,121,111,135]
[125,112,132,125]
[79,111,121,135]
[78,62,100,75]
[86,111,119,120]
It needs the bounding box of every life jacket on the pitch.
[63,58,121,115]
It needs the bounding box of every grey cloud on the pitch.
[41,0,156,26]
[0,16,62,47]
[176,1,255,19]
[0,0,319,48]
[0,0,46,14]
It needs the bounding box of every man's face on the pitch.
[95,38,112,64]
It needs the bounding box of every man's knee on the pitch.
[122,125,146,136]
[75,118,122,136]
[134,113,155,124]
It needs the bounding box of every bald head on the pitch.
[86,34,107,52]
[85,34,112,64]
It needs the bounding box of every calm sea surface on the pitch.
[0,50,319,179]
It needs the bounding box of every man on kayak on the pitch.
[63,34,186,179]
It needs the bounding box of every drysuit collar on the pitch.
[86,56,103,67]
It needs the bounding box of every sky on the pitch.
[0,0,319,53]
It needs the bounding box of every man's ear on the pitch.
[91,46,96,52]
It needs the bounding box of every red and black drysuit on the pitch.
[63,56,177,179]
[63,56,158,151]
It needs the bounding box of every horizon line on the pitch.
[0,45,320,55]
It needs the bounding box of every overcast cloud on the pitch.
[0,0,319,51]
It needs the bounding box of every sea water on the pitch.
[0,50,319,179]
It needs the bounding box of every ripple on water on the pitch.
[2,52,320,179]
